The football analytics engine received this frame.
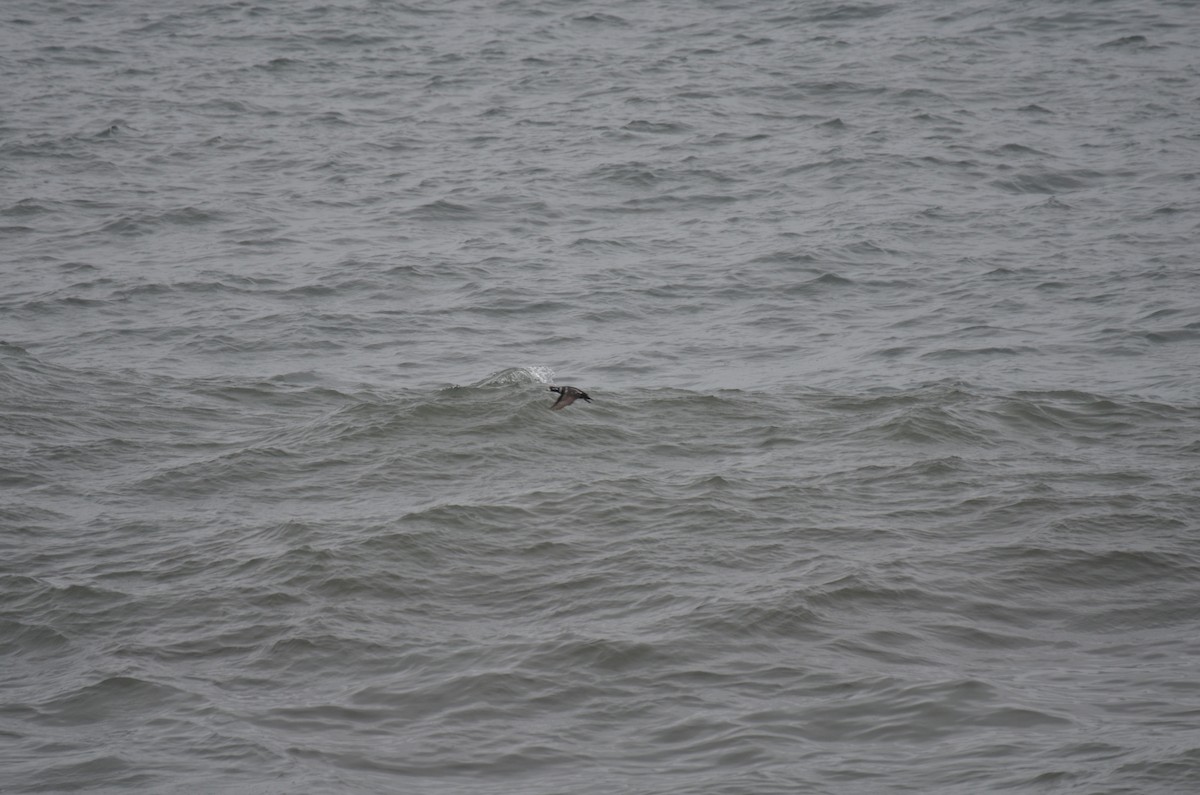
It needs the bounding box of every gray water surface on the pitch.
[3,1,1199,792]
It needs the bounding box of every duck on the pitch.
[548,385,592,410]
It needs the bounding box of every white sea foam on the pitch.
[469,365,556,387]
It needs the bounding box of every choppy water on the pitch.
[3,1,1200,792]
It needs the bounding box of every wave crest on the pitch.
[468,366,555,387]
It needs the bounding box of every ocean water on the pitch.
[3,0,1199,792]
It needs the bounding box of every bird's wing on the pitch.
[550,393,577,410]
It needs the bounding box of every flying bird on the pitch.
[549,385,592,410]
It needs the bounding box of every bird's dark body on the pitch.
[549,386,592,410]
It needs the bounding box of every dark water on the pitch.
[3,1,1199,792]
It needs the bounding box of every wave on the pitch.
[468,366,556,387]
